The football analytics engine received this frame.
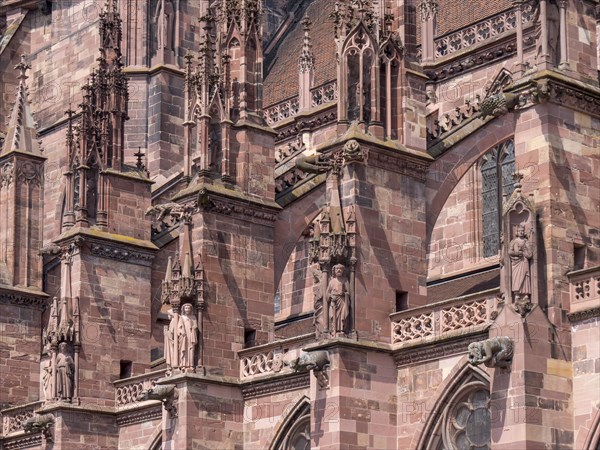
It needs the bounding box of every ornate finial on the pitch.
[15,54,31,80]
[418,0,439,22]
[301,12,312,32]
[512,171,524,191]
[298,13,315,72]
[134,147,145,170]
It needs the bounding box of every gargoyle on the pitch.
[289,350,330,389]
[295,154,332,174]
[23,414,54,441]
[478,93,519,119]
[468,336,513,369]
[138,384,178,417]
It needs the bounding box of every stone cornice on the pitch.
[172,182,281,224]
[116,405,162,426]
[0,286,48,309]
[241,372,310,400]
[530,71,600,118]
[567,307,600,323]
[52,228,157,266]
[1,433,42,450]
[392,332,487,367]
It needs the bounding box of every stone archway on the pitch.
[415,361,491,450]
[269,396,311,450]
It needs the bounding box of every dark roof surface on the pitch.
[427,268,500,304]
[263,0,337,106]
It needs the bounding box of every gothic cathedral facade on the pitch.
[0,0,599,449]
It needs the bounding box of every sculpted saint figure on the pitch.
[178,303,198,371]
[42,364,53,401]
[56,342,74,401]
[533,0,560,66]
[509,224,532,302]
[327,264,350,334]
[165,308,177,373]
[312,270,324,334]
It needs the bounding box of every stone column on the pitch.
[513,0,525,73]
[557,0,569,69]
[419,0,438,63]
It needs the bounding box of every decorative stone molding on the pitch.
[116,406,162,426]
[241,372,310,400]
[542,78,600,117]
[198,189,279,223]
[427,96,482,142]
[391,293,500,344]
[2,434,43,450]
[393,333,488,367]
[0,160,15,187]
[467,336,513,368]
[89,242,155,266]
[0,290,47,309]
[567,307,600,323]
[418,0,439,22]
[146,202,196,236]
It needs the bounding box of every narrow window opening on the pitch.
[573,244,586,270]
[244,328,257,348]
[119,360,132,379]
[395,291,409,312]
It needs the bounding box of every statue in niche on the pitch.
[178,303,198,372]
[533,0,560,66]
[509,224,532,304]
[55,342,74,401]
[42,363,53,401]
[154,0,175,51]
[312,270,324,334]
[327,264,350,334]
[164,308,177,374]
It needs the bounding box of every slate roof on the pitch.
[427,268,500,304]
[263,0,337,107]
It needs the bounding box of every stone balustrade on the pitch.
[416,4,535,62]
[264,81,338,127]
[114,369,167,408]
[391,291,499,345]
[568,266,600,314]
[1,401,42,436]
[239,334,314,380]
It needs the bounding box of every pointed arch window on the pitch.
[481,139,515,258]
[270,400,310,450]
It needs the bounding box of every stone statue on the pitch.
[55,342,74,401]
[533,0,560,66]
[42,363,53,400]
[327,264,350,334]
[164,308,177,373]
[468,336,514,369]
[154,0,175,51]
[177,303,198,371]
[312,270,324,334]
[509,224,532,303]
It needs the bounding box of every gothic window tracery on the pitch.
[343,26,376,124]
[481,139,515,258]
[271,401,311,450]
